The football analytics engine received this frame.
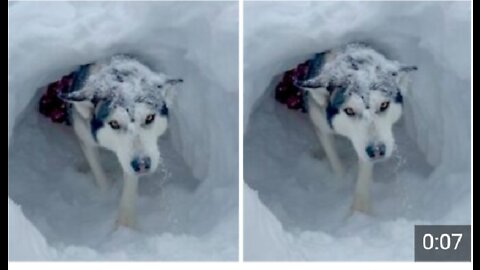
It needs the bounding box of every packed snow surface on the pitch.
[62,54,181,110]
[9,1,238,261]
[244,1,471,261]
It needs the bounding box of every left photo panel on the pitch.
[8,1,239,261]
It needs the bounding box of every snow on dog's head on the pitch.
[299,44,417,162]
[62,55,183,176]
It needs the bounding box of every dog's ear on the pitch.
[395,65,418,95]
[295,78,329,106]
[399,65,418,73]
[165,78,183,86]
[59,91,94,119]
[158,77,183,108]
[305,87,329,107]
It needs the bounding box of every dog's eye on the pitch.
[379,101,390,112]
[344,107,356,117]
[108,120,121,130]
[145,114,155,125]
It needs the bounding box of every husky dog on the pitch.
[296,43,417,213]
[58,55,182,227]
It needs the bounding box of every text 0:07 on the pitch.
[423,233,463,250]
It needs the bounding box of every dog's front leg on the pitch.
[315,129,345,177]
[79,143,110,191]
[352,160,373,213]
[117,172,139,228]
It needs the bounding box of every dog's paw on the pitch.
[96,181,111,193]
[351,195,371,214]
[331,164,350,187]
[116,213,136,229]
[333,166,346,179]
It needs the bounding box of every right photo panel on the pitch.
[243,1,471,261]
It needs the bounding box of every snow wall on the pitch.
[8,2,238,260]
[244,1,471,261]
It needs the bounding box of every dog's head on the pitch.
[298,47,417,163]
[62,56,183,176]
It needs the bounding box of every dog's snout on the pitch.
[131,156,152,173]
[365,143,386,160]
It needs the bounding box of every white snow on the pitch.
[64,55,178,108]
[8,2,238,261]
[300,43,406,99]
[244,1,471,261]
[8,198,57,260]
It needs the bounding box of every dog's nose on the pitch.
[131,156,151,173]
[366,143,386,159]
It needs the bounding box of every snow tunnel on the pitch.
[243,2,471,261]
[8,2,238,260]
